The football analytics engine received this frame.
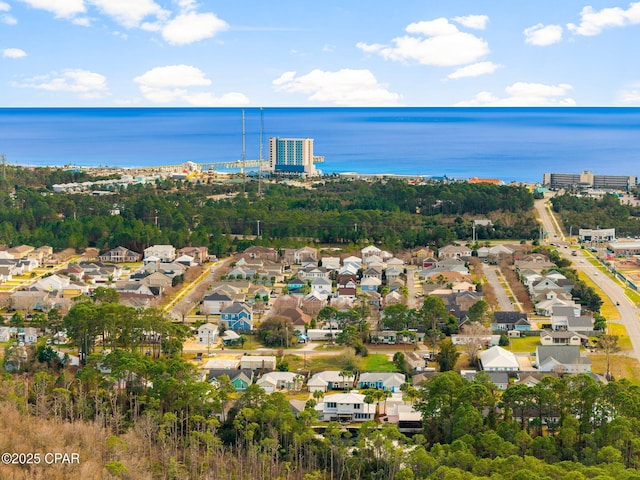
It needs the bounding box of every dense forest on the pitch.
[0,166,537,255]
[551,192,640,237]
[4,346,640,480]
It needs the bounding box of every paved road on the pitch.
[481,263,514,311]
[535,196,640,363]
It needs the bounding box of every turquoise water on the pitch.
[1,107,639,183]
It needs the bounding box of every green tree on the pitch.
[435,339,460,372]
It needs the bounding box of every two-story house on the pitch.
[316,392,376,422]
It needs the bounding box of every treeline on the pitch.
[4,356,640,479]
[0,168,538,254]
[551,193,640,237]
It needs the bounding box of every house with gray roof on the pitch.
[535,345,591,374]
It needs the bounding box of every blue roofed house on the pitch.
[287,276,307,295]
[220,303,254,331]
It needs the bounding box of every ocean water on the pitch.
[0,107,639,183]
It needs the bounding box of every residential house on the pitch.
[202,292,233,315]
[280,307,312,328]
[360,276,381,293]
[536,345,591,373]
[243,246,279,262]
[308,370,356,393]
[301,292,327,316]
[358,372,406,392]
[179,246,209,264]
[461,370,509,390]
[19,327,38,344]
[0,266,12,283]
[451,281,476,293]
[316,392,376,422]
[196,323,219,345]
[143,245,176,262]
[540,330,586,346]
[385,265,404,282]
[208,369,253,392]
[438,244,472,259]
[363,255,384,269]
[203,357,241,371]
[33,274,70,293]
[7,245,35,259]
[321,256,341,271]
[362,266,383,281]
[412,247,436,267]
[284,246,318,265]
[240,355,277,371]
[299,266,328,280]
[221,330,241,346]
[257,371,302,393]
[550,305,583,330]
[361,245,382,258]
[175,254,195,267]
[337,274,357,299]
[98,246,142,263]
[0,326,10,342]
[141,272,173,290]
[310,277,332,296]
[384,290,404,306]
[342,256,362,270]
[491,312,531,332]
[220,303,253,331]
[286,277,307,295]
[479,346,520,371]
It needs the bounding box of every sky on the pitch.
[1,1,640,107]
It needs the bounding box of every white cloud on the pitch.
[618,85,640,104]
[568,2,640,36]
[88,0,169,28]
[357,17,489,67]
[134,65,247,105]
[452,14,489,30]
[2,48,27,58]
[15,69,109,99]
[162,12,228,45]
[0,2,10,11]
[457,82,576,106]
[447,61,501,79]
[524,23,563,46]
[1,13,16,25]
[272,68,402,106]
[19,0,85,19]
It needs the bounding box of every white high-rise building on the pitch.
[268,137,323,176]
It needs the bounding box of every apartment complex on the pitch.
[543,170,637,190]
[268,137,324,177]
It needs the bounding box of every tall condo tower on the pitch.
[268,137,323,177]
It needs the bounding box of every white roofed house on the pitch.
[361,245,382,258]
[256,371,303,393]
[479,346,519,372]
[202,292,233,315]
[315,392,376,422]
[196,323,219,346]
[308,370,356,393]
[438,245,472,259]
[321,256,341,271]
[310,277,332,296]
[143,245,176,263]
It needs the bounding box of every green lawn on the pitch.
[508,335,540,353]
[360,354,397,372]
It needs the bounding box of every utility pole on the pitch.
[1,154,5,184]
[257,220,260,237]
[258,107,263,197]
[241,109,246,194]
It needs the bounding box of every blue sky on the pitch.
[1,0,640,107]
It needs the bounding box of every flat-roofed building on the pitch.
[268,137,324,177]
[543,170,637,190]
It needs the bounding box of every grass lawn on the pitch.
[577,271,618,320]
[509,336,541,353]
[360,354,396,371]
[606,322,633,351]
[626,288,640,306]
[589,353,640,384]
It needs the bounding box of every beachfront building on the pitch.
[543,170,637,190]
[268,137,324,177]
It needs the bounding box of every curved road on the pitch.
[535,197,640,363]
